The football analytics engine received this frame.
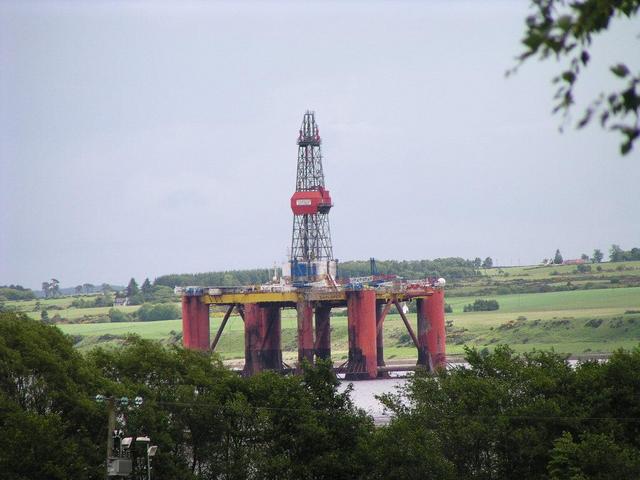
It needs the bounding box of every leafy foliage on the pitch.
[463,299,500,312]
[514,0,640,154]
[610,244,640,262]
[135,303,181,321]
[381,345,640,479]
[0,285,36,301]
[0,312,104,479]
[154,258,482,288]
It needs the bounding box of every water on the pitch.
[339,377,407,425]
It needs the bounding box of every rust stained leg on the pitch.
[210,305,235,352]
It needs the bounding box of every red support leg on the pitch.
[417,291,447,371]
[346,290,378,380]
[315,305,332,361]
[243,303,265,375]
[416,298,430,369]
[181,296,210,351]
[426,290,447,369]
[261,305,283,371]
[297,300,314,369]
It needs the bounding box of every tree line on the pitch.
[3,312,640,479]
[154,257,482,288]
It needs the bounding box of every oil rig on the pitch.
[178,111,446,379]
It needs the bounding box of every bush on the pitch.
[109,308,133,323]
[463,299,500,312]
[444,303,452,313]
[136,303,181,321]
[576,264,592,273]
[71,293,112,308]
[0,286,36,301]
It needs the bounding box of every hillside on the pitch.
[5,261,640,360]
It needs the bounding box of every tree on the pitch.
[580,253,589,261]
[610,244,624,262]
[473,257,482,268]
[0,312,104,479]
[136,303,181,322]
[592,248,604,263]
[482,257,493,269]
[548,432,640,480]
[141,278,152,295]
[126,278,139,297]
[75,285,83,295]
[514,0,640,155]
[554,249,564,264]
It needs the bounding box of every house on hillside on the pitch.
[113,297,128,307]
[563,259,586,265]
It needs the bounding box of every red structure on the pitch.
[345,290,378,379]
[315,305,332,360]
[296,300,314,367]
[290,188,333,215]
[243,304,283,375]
[181,296,210,351]
[179,111,448,379]
[416,290,446,370]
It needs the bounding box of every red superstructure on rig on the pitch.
[179,111,446,379]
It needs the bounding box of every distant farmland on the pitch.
[55,286,640,361]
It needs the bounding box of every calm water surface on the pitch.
[339,377,407,423]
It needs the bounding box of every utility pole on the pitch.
[106,396,116,478]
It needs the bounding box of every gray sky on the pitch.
[1,1,638,289]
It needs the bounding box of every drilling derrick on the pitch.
[289,111,336,283]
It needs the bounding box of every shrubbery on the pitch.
[71,293,112,308]
[108,308,133,323]
[463,299,499,312]
[135,302,181,321]
[4,312,640,480]
[0,285,35,301]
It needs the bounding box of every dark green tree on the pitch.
[126,278,139,297]
[0,312,104,479]
[548,431,640,480]
[141,278,152,294]
[592,248,604,263]
[514,0,640,154]
[554,249,564,264]
[610,244,624,262]
[482,257,493,268]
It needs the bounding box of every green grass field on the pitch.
[52,286,640,361]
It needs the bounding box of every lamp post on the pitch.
[95,395,148,478]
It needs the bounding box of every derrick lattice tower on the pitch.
[290,111,334,263]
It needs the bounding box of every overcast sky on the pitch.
[1,1,638,289]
